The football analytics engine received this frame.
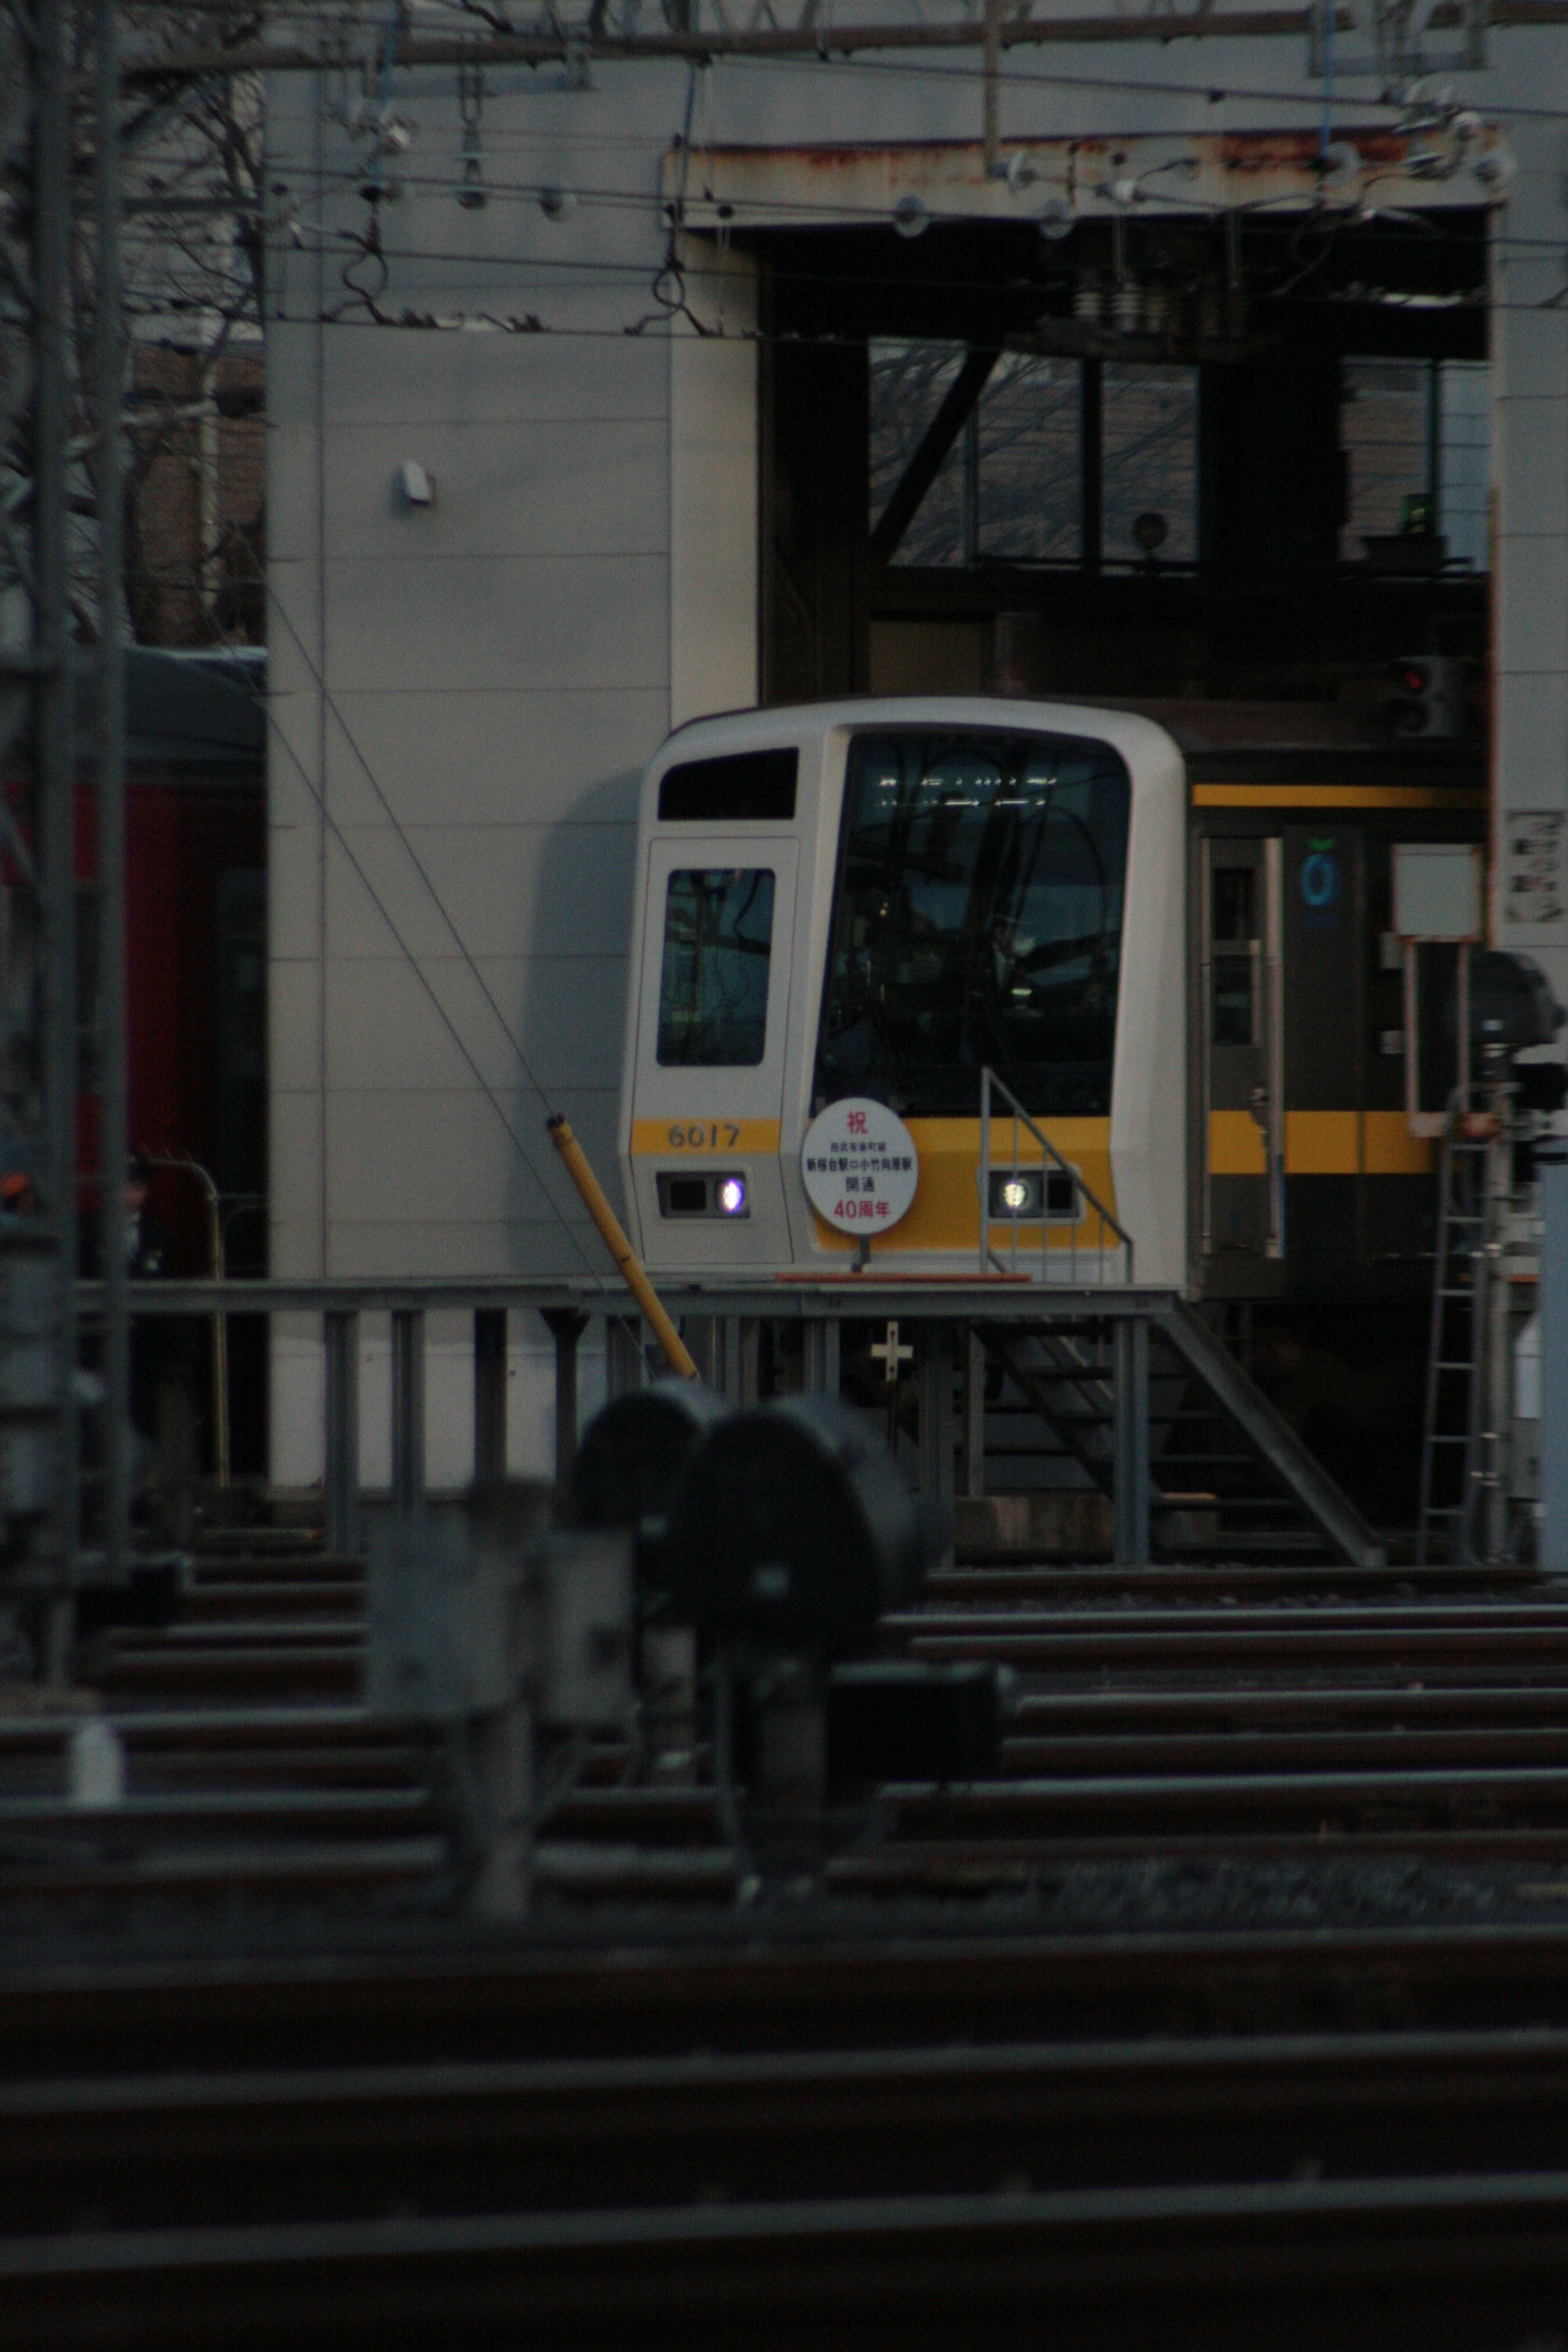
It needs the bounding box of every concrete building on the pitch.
[261,7,1568,1486]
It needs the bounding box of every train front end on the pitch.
[618,698,1187,1289]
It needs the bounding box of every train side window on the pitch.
[1210,867,1256,1046]
[657,869,775,1067]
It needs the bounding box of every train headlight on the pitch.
[656,1171,751,1219]
[990,1169,1043,1219]
[987,1168,1079,1223]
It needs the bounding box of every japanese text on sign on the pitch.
[800,1098,919,1234]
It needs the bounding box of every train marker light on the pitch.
[717,1174,748,1216]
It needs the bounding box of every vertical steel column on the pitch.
[737,1319,760,1406]
[802,1320,840,1397]
[681,1316,715,1385]
[472,1307,507,1486]
[542,1307,588,1490]
[721,1315,743,1405]
[961,1325,987,1498]
[1113,1314,1150,1566]
[606,1316,644,1398]
[1541,1156,1568,1572]
[36,0,76,1610]
[1482,1105,1512,1566]
[390,1310,425,1517]
[95,0,129,1582]
[324,1311,360,1557]
[920,1322,955,1509]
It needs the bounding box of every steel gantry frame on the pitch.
[1,0,129,1669]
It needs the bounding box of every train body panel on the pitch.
[1186,784,1487,1302]
[621,696,1187,1286]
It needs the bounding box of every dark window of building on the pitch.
[815,730,1131,1116]
[1101,363,1197,566]
[869,341,1195,571]
[657,868,776,1066]
[1340,357,1490,571]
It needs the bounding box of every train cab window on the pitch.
[1210,867,1257,1046]
[815,731,1131,1117]
[658,749,797,823]
[657,869,776,1066]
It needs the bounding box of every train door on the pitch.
[628,837,799,1266]
[1201,837,1283,1263]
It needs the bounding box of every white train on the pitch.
[617,698,1188,1287]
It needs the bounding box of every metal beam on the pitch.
[803,1320,840,1397]
[96,0,129,1586]
[542,1307,589,1491]
[390,1309,425,1518]
[473,1307,508,1487]
[324,1311,361,1557]
[36,0,76,1616]
[1113,1316,1151,1566]
[125,6,1470,83]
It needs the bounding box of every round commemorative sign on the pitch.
[800,1098,919,1236]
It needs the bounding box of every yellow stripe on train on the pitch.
[1208,1110,1433,1178]
[811,1117,1116,1255]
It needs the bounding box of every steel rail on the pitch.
[1002,1727,1568,1775]
[1013,1686,1568,1730]
[11,2027,1568,2235]
[10,2170,1568,2350]
[20,1922,1568,2075]
[904,1620,1568,1670]
[930,1565,1549,1602]
[903,1603,1568,1632]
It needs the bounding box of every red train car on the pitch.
[117,648,266,1280]
[3,648,267,1476]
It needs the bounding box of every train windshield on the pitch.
[815,730,1131,1117]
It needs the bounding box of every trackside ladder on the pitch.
[1417,1110,1494,1566]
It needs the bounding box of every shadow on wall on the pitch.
[511,766,642,1274]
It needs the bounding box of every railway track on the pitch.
[0,1533,1565,1903]
[12,1929,1568,2345]
[10,1536,1568,2340]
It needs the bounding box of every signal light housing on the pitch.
[1387,655,1466,739]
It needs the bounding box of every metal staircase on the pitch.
[970,1304,1381,1566]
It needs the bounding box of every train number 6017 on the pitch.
[666,1123,741,1150]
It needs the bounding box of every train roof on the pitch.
[655,695,1183,770]
[121,648,265,771]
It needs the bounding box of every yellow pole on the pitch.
[547,1116,698,1379]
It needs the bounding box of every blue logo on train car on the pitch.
[1300,848,1342,930]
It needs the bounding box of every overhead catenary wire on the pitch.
[107,14,1568,129]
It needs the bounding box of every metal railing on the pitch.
[78,1269,1383,1570]
[977,1066,1134,1286]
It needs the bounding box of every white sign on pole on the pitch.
[1503,813,1568,937]
[800,1098,919,1235]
